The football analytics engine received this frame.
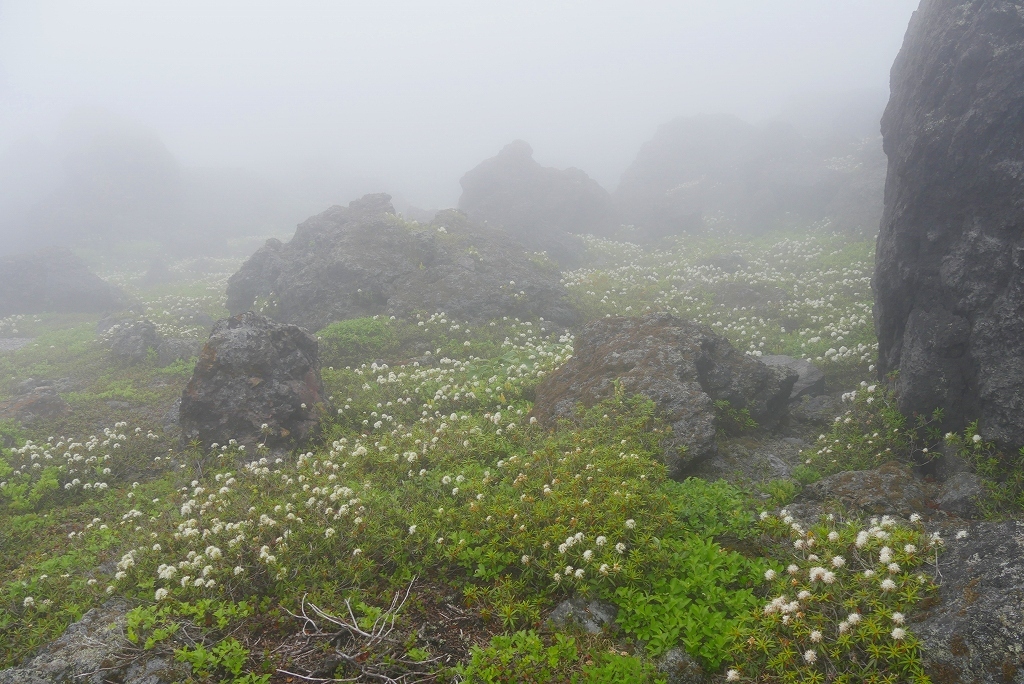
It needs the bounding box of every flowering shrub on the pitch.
[727,511,938,683]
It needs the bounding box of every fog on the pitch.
[0,1,918,254]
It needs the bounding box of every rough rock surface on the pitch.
[760,355,825,399]
[915,521,1024,683]
[0,386,71,425]
[179,312,327,448]
[796,462,935,518]
[226,194,578,333]
[102,319,160,364]
[546,598,618,635]
[531,313,797,478]
[156,338,202,367]
[0,247,127,316]
[873,0,1024,447]
[458,140,616,263]
[0,600,183,684]
[655,648,712,684]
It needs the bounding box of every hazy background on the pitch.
[0,0,920,254]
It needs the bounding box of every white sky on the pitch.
[0,1,920,208]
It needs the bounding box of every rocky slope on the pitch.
[873,0,1024,448]
[0,247,128,316]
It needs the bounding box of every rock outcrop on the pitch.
[458,140,616,263]
[226,194,578,333]
[0,247,127,317]
[615,115,886,239]
[915,521,1024,682]
[0,385,71,425]
[0,600,183,684]
[179,312,327,449]
[874,0,1024,448]
[531,313,797,478]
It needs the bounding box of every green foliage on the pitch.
[761,479,799,508]
[318,317,403,368]
[613,535,765,667]
[666,477,758,540]
[715,399,758,436]
[949,424,1024,516]
[576,650,666,684]
[457,630,579,683]
[728,512,936,683]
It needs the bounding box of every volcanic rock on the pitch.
[0,600,183,684]
[0,387,71,425]
[915,520,1024,682]
[226,194,577,332]
[102,319,160,364]
[873,0,1024,448]
[760,355,825,399]
[0,247,127,316]
[179,312,327,449]
[530,313,797,478]
[458,140,617,264]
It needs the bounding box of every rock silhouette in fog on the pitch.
[0,247,127,316]
[873,0,1024,448]
[458,140,617,264]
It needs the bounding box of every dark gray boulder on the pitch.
[225,193,578,333]
[915,521,1024,682]
[0,247,127,316]
[530,313,797,478]
[179,312,327,449]
[457,140,616,264]
[873,0,1024,448]
[761,355,825,399]
[155,338,202,367]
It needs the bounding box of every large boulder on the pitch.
[179,312,327,449]
[0,386,71,425]
[531,313,797,478]
[914,521,1024,682]
[225,193,578,332]
[0,247,127,316]
[614,114,886,239]
[458,140,617,263]
[873,0,1024,447]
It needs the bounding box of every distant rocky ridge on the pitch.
[615,114,886,239]
[0,247,128,317]
[873,0,1024,448]
[457,140,617,264]
[226,193,578,333]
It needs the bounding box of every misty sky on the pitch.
[1,1,920,209]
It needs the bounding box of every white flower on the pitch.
[904,544,917,554]
[847,612,861,624]
[787,564,800,575]
[615,542,626,554]
[595,535,607,546]
[574,568,585,579]
[726,669,741,682]
[956,530,969,540]
[798,590,811,600]
[803,649,817,664]
[891,627,907,640]
[22,597,34,608]
[583,550,594,562]
[625,519,636,529]
[521,555,530,565]
[891,612,905,625]
[325,528,336,538]
[765,569,777,581]
[972,434,982,443]
[831,556,846,568]
[880,578,897,592]
[408,525,417,535]
[809,630,823,643]
[352,548,362,556]
[909,513,922,523]
[155,588,169,601]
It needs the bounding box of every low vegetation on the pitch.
[0,230,1015,681]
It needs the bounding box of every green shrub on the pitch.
[727,511,937,683]
[318,317,402,368]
